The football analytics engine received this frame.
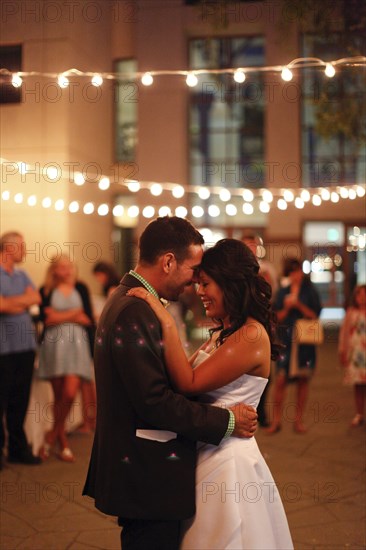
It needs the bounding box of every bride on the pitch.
[128,238,293,550]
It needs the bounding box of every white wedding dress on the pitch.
[181,351,294,550]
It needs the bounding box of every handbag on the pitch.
[288,319,323,378]
[293,319,324,345]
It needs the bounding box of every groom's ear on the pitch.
[161,252,175,273]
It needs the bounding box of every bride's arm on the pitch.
[127,288,269,395]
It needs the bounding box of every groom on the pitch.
[83,216,257,550]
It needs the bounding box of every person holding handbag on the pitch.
[267,258,322,434]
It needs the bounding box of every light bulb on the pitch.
[150,183,163,196]
[324,63,335,78]
[330,192,339,203]
[42,197,52,208]
[339,187,349,198]
[208,205,220,217]
[74,172,85,185]
[113,205,124,217]
[283,190,294,202]
[294,197,304,209]
[142,205,155,218]
[192,205,204,218]
[175,206,188,218]
[198,187,210,200]
[172,185,185,198]
[348,189,357,200]
[55,199,65,211]
[356,186,366,197]
[242,203,254,215]
[281,67,293,81]
[2,191,10,200]
[320,188,330,201]
[27,195,37,206]
[127,180,140,192]
[127,205,139,217]
[301,189,311,202]
[12,73,22,88]
[259,201,270,213]
[219,188,231,202]
[91,74,103,87]
[312,195,322,206]
[262,190,273,203]
[83,202,94,215]
[186,73,198,87]
[277,198,287,210]
[226,204,237,216]
[233,70,245,83]
[14,193,23,204]
[98,177,110,190]
[242,189,254,202]
[141,72,153,86]
[69,201,80,213]
[58,74,69,88]
[158,206,172,217]
[98,204,109,216]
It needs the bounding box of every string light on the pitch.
[158,206,172,217]
[57,74,69,88]
[219,188,231,202]
[186,72,198,87]
[83,202,94,214]
[243,202,254,215]
[112,205,124,216]
[142,205,155,218]
[283,189,294,202]
[198,187,210,200]
[233,69,246,83]
[192,205,204,218]
[55,199,65,211]
[127,180,140,192]
[11,73,22,87]
[3,56,363,86]
[281,67,293,81]
[226,204,237,216]
[324,63,336,77]
[172,185,185,198]
[175,206,188,218]
[91,74,103,87]
[242,189,254,202]
[141,72,153,86]
[259,201,270,213]
[1,158,364,218]
[69,201,80,213]
[128,205,139,217]
[98,177,110,190]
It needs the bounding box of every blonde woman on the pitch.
[38,255,95,462]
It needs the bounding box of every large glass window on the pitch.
[114,59,137,162]
[189,37,265,189]
[301,34,366,187]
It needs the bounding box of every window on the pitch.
[114,59,137,162]
[189,37,265,189]
[0,45,22,104]
[301,34,366,187]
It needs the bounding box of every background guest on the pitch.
[267,258,322,434]
[0,231,42,468]
[338,284,366,426]
[37,255,95,461]
[92,261,120,298]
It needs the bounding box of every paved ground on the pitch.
[0,337,365,549]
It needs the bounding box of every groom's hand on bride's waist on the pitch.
[230,404,258,438]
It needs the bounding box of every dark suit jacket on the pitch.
[83,274,229,520]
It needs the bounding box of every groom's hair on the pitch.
[139,216,204,265]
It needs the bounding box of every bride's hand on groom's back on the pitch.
[230,404,258,438]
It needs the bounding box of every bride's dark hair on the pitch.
[200,238,281,360]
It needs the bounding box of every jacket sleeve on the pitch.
[111,300,229,445]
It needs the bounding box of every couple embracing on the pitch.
[83,216,293,550]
